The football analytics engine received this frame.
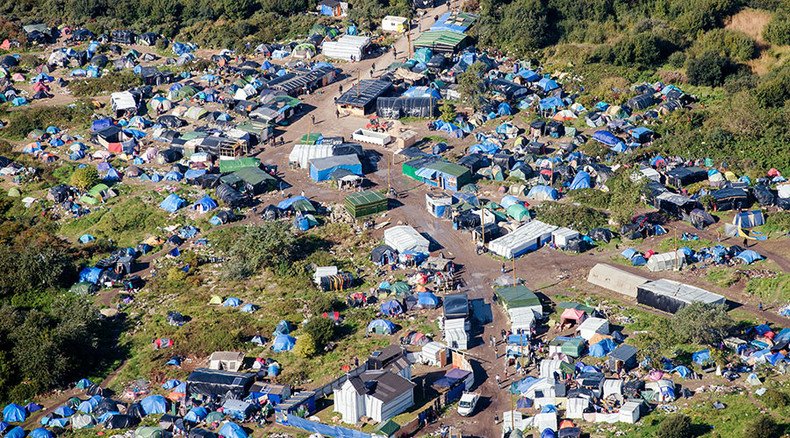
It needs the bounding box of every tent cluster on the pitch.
[621,242,765,271]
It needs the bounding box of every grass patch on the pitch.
[745,272,790,304]
[706,267,741,287]
[657,236,715,252]
[70,71,143,97]
[0,103,93,141]
[60,195,169,247]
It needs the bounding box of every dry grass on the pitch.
[725,8,773,44]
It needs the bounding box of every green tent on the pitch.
[80,195,99,205]
[378,420,401,436]
[300,133,323,145]
[209,295,223,305]
[561,338,586,357]
[7,187,21,197]
[205,411,224,423]
[390,281,411,296]
[506,203,529,221]
[135,427,163,438]
[232,167,276,193]
[70,282,97,295]
[344,190,388,218]
[497,285,541,311]
[89,184,110,197]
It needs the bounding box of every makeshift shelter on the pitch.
[384,225,430,254]
[272,335,296,352]
[367,319,396,335]
[586,264,648,298]
[527,185,559,201]
[636,279,725,314]
[309,154,362,182]
[336,79,391,115]
[608,344,638,372]
[578,317,609,341]
[2,405,26,423]
[488,220,558,259]
[140,395,167,415]
[413,30,469,54]
[323,36,370,61]
[160,194,187,212]
[345,190,388,218]
[646,251,685,272]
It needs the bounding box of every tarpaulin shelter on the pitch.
[568,171,591,190]
[140,396,167,415]
[3,405,26,423]
[159,194,186,212]
[272,335,296,352]
[218,422,247,438]
[592,131,626,153]
[527,185,559,201]
[381,299,404,316]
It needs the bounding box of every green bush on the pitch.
[763,12,790,46]
[743,414,784,438]
[534,203,608,233]
[667,51,686,68]
[657,413,693,438]
[69,166,100,190]
[686,51,733,86]
[761,388,790,409]
[224,222,297,279]
[294,332,317,358]
[70,71,143,97]
[1,104,93,141]
[689,29,757,62]
[304,317,336,351]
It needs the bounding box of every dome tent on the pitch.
[272,334,295,352]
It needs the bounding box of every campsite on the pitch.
[0,1,789,438]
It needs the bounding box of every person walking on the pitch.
[335,108,340,119]
[501,263,506,273]
[495,374,501,386]
[310,114,316,125]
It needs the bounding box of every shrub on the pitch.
[224,222,297,279]
[743,414,784,438]
[69,166,99,190]
[1,104,93,141]
[667,51,686,68]
[672,302,734,345]
[304,317,336,351]
[534,203,608,233]
[440,101,456,122]
[657,413,693,438]
[686,51,732,86]
[763,12,790,46]
[294,332,317,358]
[690,29,757,62]
[70,71,143,97]
[761,388,790,409]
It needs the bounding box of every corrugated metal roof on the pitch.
[336,80,391,107]
[640,279,724,305]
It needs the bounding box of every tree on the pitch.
[657,413,693,438]
[294,332,317,358]
[686,51,731,86]
[225,222,297,279]
[223,0,255,19]
[439,100,456,122]
[496,0,550,54]
[672,302,734,345]
[457,62,487,111]
[304,317,336,351]
[69,165,100,190]
[743,415,783,438]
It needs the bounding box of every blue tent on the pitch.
[277,196,310,210]
[0,422,8,433]
[541,428,557,438]
[272,335,296,352]
[517,69,540,82]
[767,352,786,366]
[510,376,540,395]
[160,194,186,212]
[469,142,499,154]
[380,299,403,316]
[538,96,564,112]
[103,167,121,182]
[53,405,74,417]
[274,320,290,336]
[497,102,512,116]
[692,349,711,365]
[736,250,763,264]
[621,248,646,266]
[537,77,559,92]
[184,169,206,181]
[367,319,396,335]
[29,428,54,438]
[91,118,114,132]
[670,365,692,378]
[166,357,181,366]
[417,292,440,308]
[24,404,41,414]
[77,400,96,413]
[184,406,207,423]
[569,171,591,190]
[78,234,96,244]
[240,304,258,313]
[218,422,247,438]
[6,427,24,438]
[192,195,218,212]
[3,405,26,423]
[527,185,559,200]
[592,130,627,153]
[164,171,183,181]
[162,379,181,390]
[589,338,617,357]
[223,297,242,307]
[140,395,167,415]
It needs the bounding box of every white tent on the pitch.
[578,317,609,341]
[322,36,370,61]
[539,360,566,380]
[587,263,648,298]
[111,91,137,113]
[289,144,335,169]
[487,220,557,259]
[384,225,430,254]
[646,250,685,272]
[618,401,642,424]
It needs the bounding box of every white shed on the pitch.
[333,370,415,424]
[618,401,642,424]
[382,15,409,32]
[509,310,537,333]
[551,227,580,248]
[444,317,468,350]
[111,91,137,115]
[313,266,338,284]
[487,220,557,259]
[384,225,430,254]
[208,351,244,372]
[578,317,609,341]
[587,263,649,298]
[420,341,447,367]
[533,412,558,432]
[566,397,589,419]
[603,379,623,400]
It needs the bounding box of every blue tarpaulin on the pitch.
[218,422,247,438]
[569,171,591,190]
[592,130,627,152]
[79,267,103,284]
[272,335,296,352]
[380,299,403,316]
[692,349,711,365]
[537,77,559,92]
[277,414,370,438]
[140,395,167,415]
[160,193,187,212]
[2,405,26,423]
[589,339,616,357]
[735,250,763,264]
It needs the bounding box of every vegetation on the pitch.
[439,100,456,122]
[631,303,734,357]
[745,273,790,303]
[763,11,790,45]
[457,62,487,111]
[742,415,784,438]
[70,166,100,190]
[294,333,317,358]
[70,72,143,97]
[225,222,298,279]
[534,202,608,233]
[0,104,93,141]
[656,413,693,438]
[304,317,336,352]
